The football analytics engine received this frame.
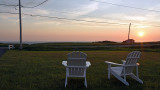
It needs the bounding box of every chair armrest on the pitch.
[86,61,91,67]
[121,60,126,64]
[122,63,140,67]
[105,61,123,66]
[136,63,140,66]
[62,61,67,67]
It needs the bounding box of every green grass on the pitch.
[0,43,8,47]
[22,44,160,52]
[1,42,160,52]
[0,50,160,90]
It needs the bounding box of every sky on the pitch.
[0,0,160,42]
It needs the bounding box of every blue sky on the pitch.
[0,0,160,42]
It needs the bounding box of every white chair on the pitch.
[62,51,91,88]
[8,44,14,50]
[105,51,143,86]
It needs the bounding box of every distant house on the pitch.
[122,39,135,44]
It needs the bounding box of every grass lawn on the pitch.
[0,50,159,90]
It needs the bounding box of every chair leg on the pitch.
[130,74,143,84]
[84,77,87,88]
[65,76,68,88]
[111,71,129,86]
[108,69,111,79]
[108,64,111,79]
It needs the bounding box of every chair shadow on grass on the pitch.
[65,78,87,89]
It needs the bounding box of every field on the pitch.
[0,50,159,90]
[1,42,160,52]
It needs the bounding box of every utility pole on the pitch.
[19,0,22,49]
[128,23,131,40]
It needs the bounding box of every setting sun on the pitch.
[138,32,144,37]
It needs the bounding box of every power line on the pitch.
[0,0,48,8]
[22,0,48,8]
[25,13,129,25]
[1,11,160,27]
[14,14,160,27]
[50,10,132,22]
[0,3,18,7]
[0,11,128,25]
[30,9,160,26]
[90,0,160,13]
[0,11,19,14]
[51,10,159,25]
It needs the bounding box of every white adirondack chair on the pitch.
[105,51,143,86]
[62,51,91,88]
[8,44,14,50]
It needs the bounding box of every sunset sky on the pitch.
[0,0,160,42]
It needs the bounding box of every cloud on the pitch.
[33,9,49,15]
[0,13,18,23]
[57,2,99,18]
[71,2,99,17]
[23,9,49,15]
[34,20,62,26]
[65,0,123,17]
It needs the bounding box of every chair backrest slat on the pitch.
[67,51,87,76]
[122,51,141,75]
[125,51,141,65]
